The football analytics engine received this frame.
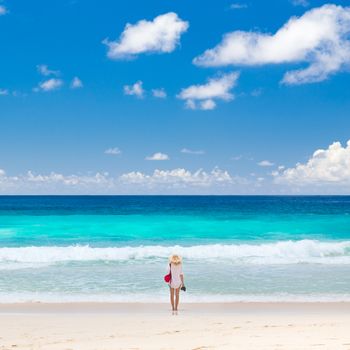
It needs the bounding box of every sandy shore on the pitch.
[0,303,350,349]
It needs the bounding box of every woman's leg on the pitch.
[170,287,175,311]
[175,287,180,311]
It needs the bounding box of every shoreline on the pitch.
[1,301,350,314]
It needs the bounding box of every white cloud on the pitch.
[145,152,169,161]
[0,168,251,194]
[181,148,205,155]
[230,3,248,9]
[103,12,189,59]
[35,78,63,92]
[0,89,9,96]
[37,65,60,77]
[0,5,7,15]
[194,5,350,85]
[152,88,167,98]
[274,140,350,186]
[177,72,239,110]
[200,99,216,110]
[124,81,144,98]
[70,77,83,89]
[104,147,122,155]
[185,99,196,110]
[258,160,274,167]
[120,167,233,188]
[186,98,217,110]
[0,170,113,194]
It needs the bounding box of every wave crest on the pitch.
[0,240,350,267]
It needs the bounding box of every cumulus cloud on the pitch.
[104,147,122,155]
[274,140,350,186]
[184,99,196,110]
[70,77,83,89]
[37,64,60,77]
[0,167,251,194]
[120,167,233,188]
[35,78,63,92]
[124,81,144,98]
[145,152,169,161]
[0,5,7,15]
[186,98,216,110]
[181,148,205,155]
[194,5,350,85]
[0,171,113,194]
[103,12,189,59]
[177,72,239,110]
[200,99,216,110]
[258,160,274,167]
[152,88,167,98]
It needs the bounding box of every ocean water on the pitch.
[0,195,350,302]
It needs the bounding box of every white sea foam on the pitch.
[0,240,349,267]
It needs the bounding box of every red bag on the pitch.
[164,263,171,283]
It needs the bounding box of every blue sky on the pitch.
[1,0,350,194]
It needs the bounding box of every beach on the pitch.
[1,196,350,349]
[1,302,350,349]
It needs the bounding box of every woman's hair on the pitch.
[169,254,182,265]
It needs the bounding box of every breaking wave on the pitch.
[0,240,350,267]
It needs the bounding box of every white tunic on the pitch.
[167,263,184,289]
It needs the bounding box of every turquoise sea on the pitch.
[0,195,350,302]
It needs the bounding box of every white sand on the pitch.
[0,303,350,349]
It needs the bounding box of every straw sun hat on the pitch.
[169,254,182,265]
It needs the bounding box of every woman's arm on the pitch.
[180,264,184,286]
[180,273,184,286]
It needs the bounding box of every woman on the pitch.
[167,254,185,315]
